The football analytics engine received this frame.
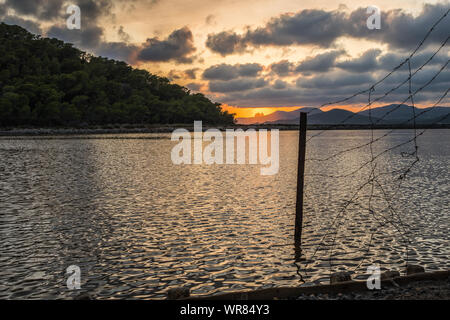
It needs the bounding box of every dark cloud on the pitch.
[238,63,263,77]
[137,27,196,63]
[47,24,104,49]
[296,72,375,89]
[1,15,43,35]
[336,49,381,72]
[273,79,287,90]
[95,41,138,61]
[333,48,449,73]
[118,25,131,42]
[205,14,216,26]
[3,0,63,20]
[206,9,348,55]
[206,3,450,56]
[246,9,348,47]
[77,0,113,22]
[3,0,113,22]
[215,61,449,108]
[168,69,202,81]
[296,50,345,73]
[269,60,295,76]
[377,49,450,71]
[205,31,245,56]
[203,63,263,80]
[209,78,267,93]
[184,68,198,80]
[365,3,450,51]
[268,50,345,77]
[186,82,202,91]
[203,64,239,80]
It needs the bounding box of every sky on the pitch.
[0,0,449,118]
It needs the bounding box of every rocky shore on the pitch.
[296,278,450,300]
[180,269,450,300]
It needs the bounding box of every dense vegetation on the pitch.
[0,23,235,127]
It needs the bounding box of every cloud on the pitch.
[47,24,104,49]
[296,72,375,89]
[269,60,295,76]
[205,14,216,26]
[118,25,131,42]
[205,31,245,56]
[206,3,450,56]
[215,61,449,108]
[238,63,263,77]
[202,63,262,80]
[3,0,63,20]
[336,49,381,72]
[3,0,113,22]
[273,79,287,90]
[184,68,198,80]
[95,41,138,61]
[296,50,345,73]
[1,15,43,35]
[186,82,202,91]
[137,27,196,63]
[203,64,239,80]
[209,78,267,93]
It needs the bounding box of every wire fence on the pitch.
[295,8,450,283]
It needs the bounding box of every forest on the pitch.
[0,23,235,127]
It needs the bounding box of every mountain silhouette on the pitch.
[237,105,449,125]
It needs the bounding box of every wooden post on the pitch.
[295,112,307,246]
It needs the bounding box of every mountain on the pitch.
[239,104,450,125]
[265,109,380,125]
[358,104,450,124]
[0,23,235,127]
[236,107,322,124]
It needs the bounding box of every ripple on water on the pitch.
[0,130,449,299]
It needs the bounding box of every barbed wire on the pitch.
[295,8,450,284]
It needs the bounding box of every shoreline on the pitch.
[1,123,449,136]
[182,270,450,300]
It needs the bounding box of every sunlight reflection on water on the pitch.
[0,129,448,299]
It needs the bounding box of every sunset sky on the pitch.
[0,0,448,118]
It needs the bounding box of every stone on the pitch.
[167,287,190,300]
[75,293,92,300]
[381,270,400,280]
[330,272,352,284]
[406,265,425,275]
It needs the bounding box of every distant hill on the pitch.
[236,107,322,124]
[0,23,235,127]
[238,104,450,126]
[358,104,450,124]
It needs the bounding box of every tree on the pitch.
[0,23,235,127]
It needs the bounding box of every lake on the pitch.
[0,129,448,299]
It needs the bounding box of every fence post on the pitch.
[295,112,307,246]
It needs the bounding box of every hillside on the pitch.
[243,105,450,125]
[0,23,235,127]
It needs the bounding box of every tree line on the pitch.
[0,23,235,127]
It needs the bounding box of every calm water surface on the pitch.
[0,130,448,299]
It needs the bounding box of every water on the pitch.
[0,129,448,299]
